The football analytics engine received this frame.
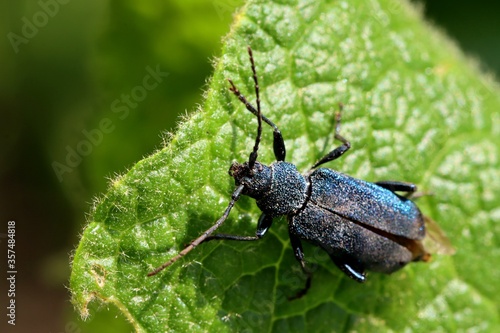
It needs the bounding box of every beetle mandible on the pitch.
[148,47,435,296]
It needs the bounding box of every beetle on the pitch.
[148,46,450,296]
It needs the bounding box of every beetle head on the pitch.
[229,161,272,199]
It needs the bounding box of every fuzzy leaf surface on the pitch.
[70,0,500,331]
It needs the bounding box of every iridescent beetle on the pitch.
[149,47,453,296]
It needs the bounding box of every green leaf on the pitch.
[70,0,500,331]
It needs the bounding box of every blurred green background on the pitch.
[0,0,498,332]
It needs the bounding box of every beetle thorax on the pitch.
[229,161,308,217]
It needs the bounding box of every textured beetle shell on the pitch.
[255,161,308,217]
[289,168,425,273]
[308,168,425,240]
[290,204,414,273]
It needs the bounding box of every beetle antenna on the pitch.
[147,184,245,276]
[226,47,286,162]
[247,46,262,170]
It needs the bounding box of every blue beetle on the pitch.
[149,47,451,297]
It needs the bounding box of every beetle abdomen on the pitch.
[290,204,414,274]
[309,168,425,240]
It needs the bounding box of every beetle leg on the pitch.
[311,103,351,170]
[375,180,417,194]
[329,255,366,282]
[203,213,273,242]
[288,231,312,300]
[256,213,274,237]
